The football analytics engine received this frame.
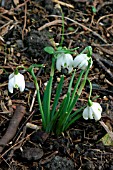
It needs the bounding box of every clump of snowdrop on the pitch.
[83,100,102,121]
[56,53,73,73]
[73,54,92,70]
[8,72,25,93]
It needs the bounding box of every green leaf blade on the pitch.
[51,76,64,119]
[42,76,53,128]
[44,46,55,54]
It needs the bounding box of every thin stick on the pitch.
[52,0,74,8]
[38,20,66,31]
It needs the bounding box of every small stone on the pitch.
[100,74,105,79]
[22,147,43,161]
[103,96,108,101]
[16,52,21,57]
[94,68,99,73]
[16,39,24,49]
[57,77,60,82]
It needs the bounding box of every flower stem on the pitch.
[31,68,46,129]
[50,57,55,77]
[60,11,64,47]
[87,78,92,100]
[77,63,90,96]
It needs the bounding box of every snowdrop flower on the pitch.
[83,102,102,121]
[8,72,25,93]
[56,53,73,73]
[73,54,92,70]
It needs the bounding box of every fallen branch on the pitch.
[0,105,26,153]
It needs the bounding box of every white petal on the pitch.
[65,54,73,64]
[93,111,101,121]
[8,79,14,93]
[8,72,25,93]
[8,73,17,93]
[91,102,102,120]
[90,58,93,68]
[68,66,73,73]
[9,72,14,80]
[83,107,89,120]
[56,54,64,71]
[62,54,72,68]
[92,102,102,112]
[78,59,88,70]
[73,56,81,68]
[73,54,87,68]
[89,107,94,119]
[15,73,25,92]
[63,54,73,73]
[19,83,25,92]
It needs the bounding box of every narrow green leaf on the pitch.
[64,106,85,131]
[68,70,76,94]
[64,113,82,131]
[68,70,84,112]
[92,6,96,14]
[42,76,53,126]
[59,92,70,119]
[56,92,70,134]
[68,94,79,114]
[46,110,59,133]
[51,76,64,119]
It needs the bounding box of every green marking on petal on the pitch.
[15,84,18,89]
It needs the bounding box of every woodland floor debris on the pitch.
[0,0,113,169]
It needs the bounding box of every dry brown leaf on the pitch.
[100,120,113,141]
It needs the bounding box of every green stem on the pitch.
[81,46,92,57]
[77,65,90,96]
[60,12,64,47]
[67,70,84,112]
[31,68,46,129]
[68,61,91,114]
[87,78,92,100]
[50,57,55,76]
[14,68,19,75]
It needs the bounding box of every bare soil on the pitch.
[0,0,113,169]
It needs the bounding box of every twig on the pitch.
[38,20,67,31]
[91,43,113,47]
[0,132,33,158]
[49,15,107,43]
[92,43,113,55]
[52,0,74,8]
[0,105,26,153]
[97,14,113,26]
[107,25,113,31]
[100,121,113,141]
[29,90,37,112]
[96,2,113,13]
[0,20,13,30]
[92,53,113,80]
[14,0,30,10]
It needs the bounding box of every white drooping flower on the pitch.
[83,102,102,121]
[56,53,73,73]
[8,72,25,93]
[73,54,92,70]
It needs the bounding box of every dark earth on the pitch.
[0,0,113,169]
